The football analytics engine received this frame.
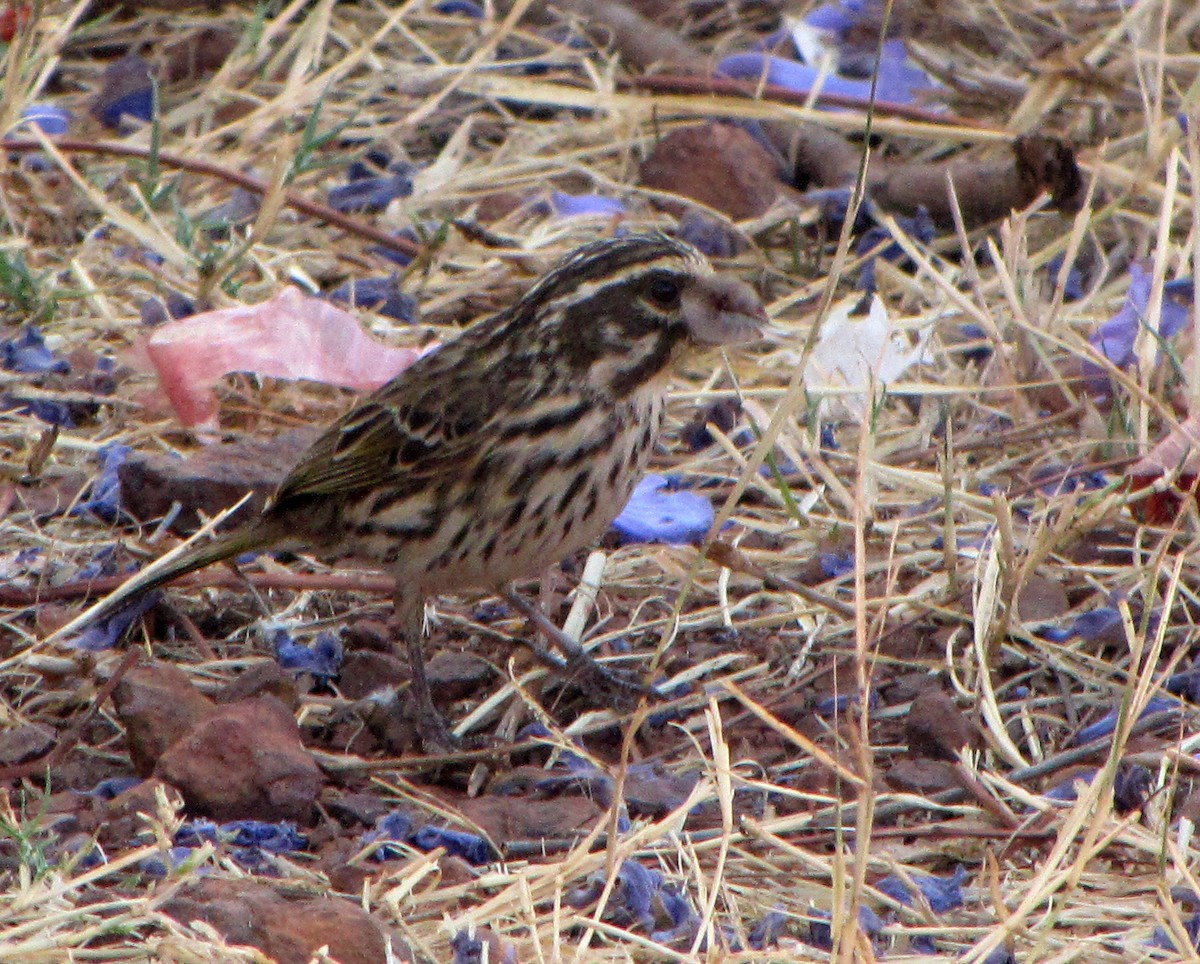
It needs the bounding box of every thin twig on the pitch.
[0,137,421,260]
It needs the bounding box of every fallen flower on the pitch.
[272,629,344,680]
[802,293,931,421]
[611,474,714,544]
[325,276,417,323]
[1,326,69,374]
[547,191,628,219]
[1087,262,1194,399]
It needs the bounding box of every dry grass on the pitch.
[2,0,1200,961]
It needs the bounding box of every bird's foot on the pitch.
[408,700,508,755]
[413,708,462,754]
[562,651,659,712]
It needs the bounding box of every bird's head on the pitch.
[520,235,770,395]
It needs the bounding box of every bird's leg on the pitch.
[394,590,459,752]
[501,588,655,710]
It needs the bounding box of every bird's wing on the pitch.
[270,343,498,503]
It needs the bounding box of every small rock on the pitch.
[881,671,935,704]
[1177,784,1200,823]
[16,473,87,518]
[458,795,602,845]
[640,122,787,220]
[474,190,525,222]
[117,431,316,532]
[1113,762,1153,814]
[90,54,153,129]
[39,794,85,842]
[426,651,494,702]
[885,758,959,794]
[32,602,75,639]
[438,854,477,889]
[0,721,55,766]
[214,661,300,707]
[452,925,517,964]
[106,777,181,821]
[98,778,184,849]
[155,696,322,822]
[113,662,216,776]
[161,26,238,84]
[1016,575,1071,623]
[623,766,700,818]
[162,878,410,964]
[343,619,393,653]
[322,789,395,828]
[321,838,376,894]
[338,650,409,700]
[905,688,977,761]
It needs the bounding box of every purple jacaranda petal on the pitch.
[748,907,789,949]
[718,52,878,100]
[2,326,69,374]
[176,819,307,854]
[77,776,142,800]
[361,809,493,864]
[677,211,744,257]
[614,861,664,930]
[612,475,714,544]
[92,55,154,129]
[435,0,484,15]
[804,0,868,35]
[20,103,70,135]
[1038,606,1122,643]
[73,443,129,521]
[1088,263,1194,392]
[1148,911,1200,954]
[806,905,883,949]
[273,629,344,679]
[872,38,936,104]
[327,170,413,213]
[325,277,417,323]
[410,825,495,864]
[718,48,935,107]
[1072,695,1179,745]
[819,552,854,578]
[1044,768,1097,802]
[857,205,935,291]
[63,592,160,651]
[138,846,200,878]
[1047,254,1085,300]
[876,865,967,913]
[549,191,628,218]
[140,291,196,326]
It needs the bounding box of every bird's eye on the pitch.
[647,276,682,308]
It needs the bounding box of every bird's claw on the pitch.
[563,652,659,712]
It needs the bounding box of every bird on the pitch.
[51,234,769,749]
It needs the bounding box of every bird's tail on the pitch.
[46,524,271,647]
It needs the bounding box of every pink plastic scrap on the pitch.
[146,286,427,428]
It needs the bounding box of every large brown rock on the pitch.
[154,695,322,822]
[162,878,409,964]
[640,122,786,220]
[117,431,315,532]
[113,662,216,775]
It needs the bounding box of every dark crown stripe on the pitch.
[521,235,699,308]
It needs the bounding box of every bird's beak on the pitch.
[682,276,771,347]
